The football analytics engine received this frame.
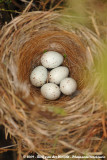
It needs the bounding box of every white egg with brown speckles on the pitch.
[30,66,48,87]
[41,83,61,100]
[60,77,77,95]
[41,51,64,69]
[49,66,69,84]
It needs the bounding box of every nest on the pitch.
[0,11,105,158]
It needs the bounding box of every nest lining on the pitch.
[0,11,104,158]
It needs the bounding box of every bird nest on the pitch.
[0,11,105,159]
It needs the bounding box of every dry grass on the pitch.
[0,4,106,160]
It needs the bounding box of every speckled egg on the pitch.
[60,77,77,95]
[41,51,64,69]
[49,66,69,84]
[30,66,48,87]
[41,83,61,100]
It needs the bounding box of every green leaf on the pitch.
[43,49,48,53]
[47,106,67,116]
[63,54,67,58]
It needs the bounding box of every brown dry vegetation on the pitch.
[0,0,107,160]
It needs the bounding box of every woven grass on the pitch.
[0,11,105,159]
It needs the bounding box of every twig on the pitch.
[0,8,21,13]
[42,0,50,11]
[91,15,100,37]
[94,135,104,152]
[22,0,33,14]
[12,0,22,10]
[49,0,63,11]
[20,0,35,7]
[102,113,107,138]
[0,144,17,149]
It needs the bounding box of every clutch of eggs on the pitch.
[30,51,77,100]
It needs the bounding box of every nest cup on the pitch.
[0,11,104,157]
[18,22,87,103]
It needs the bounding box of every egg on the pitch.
[41,83,61,100]
[49,66,69,84]
[30,66,48,87]
[60,77,77,95]
[41,51,64,69]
